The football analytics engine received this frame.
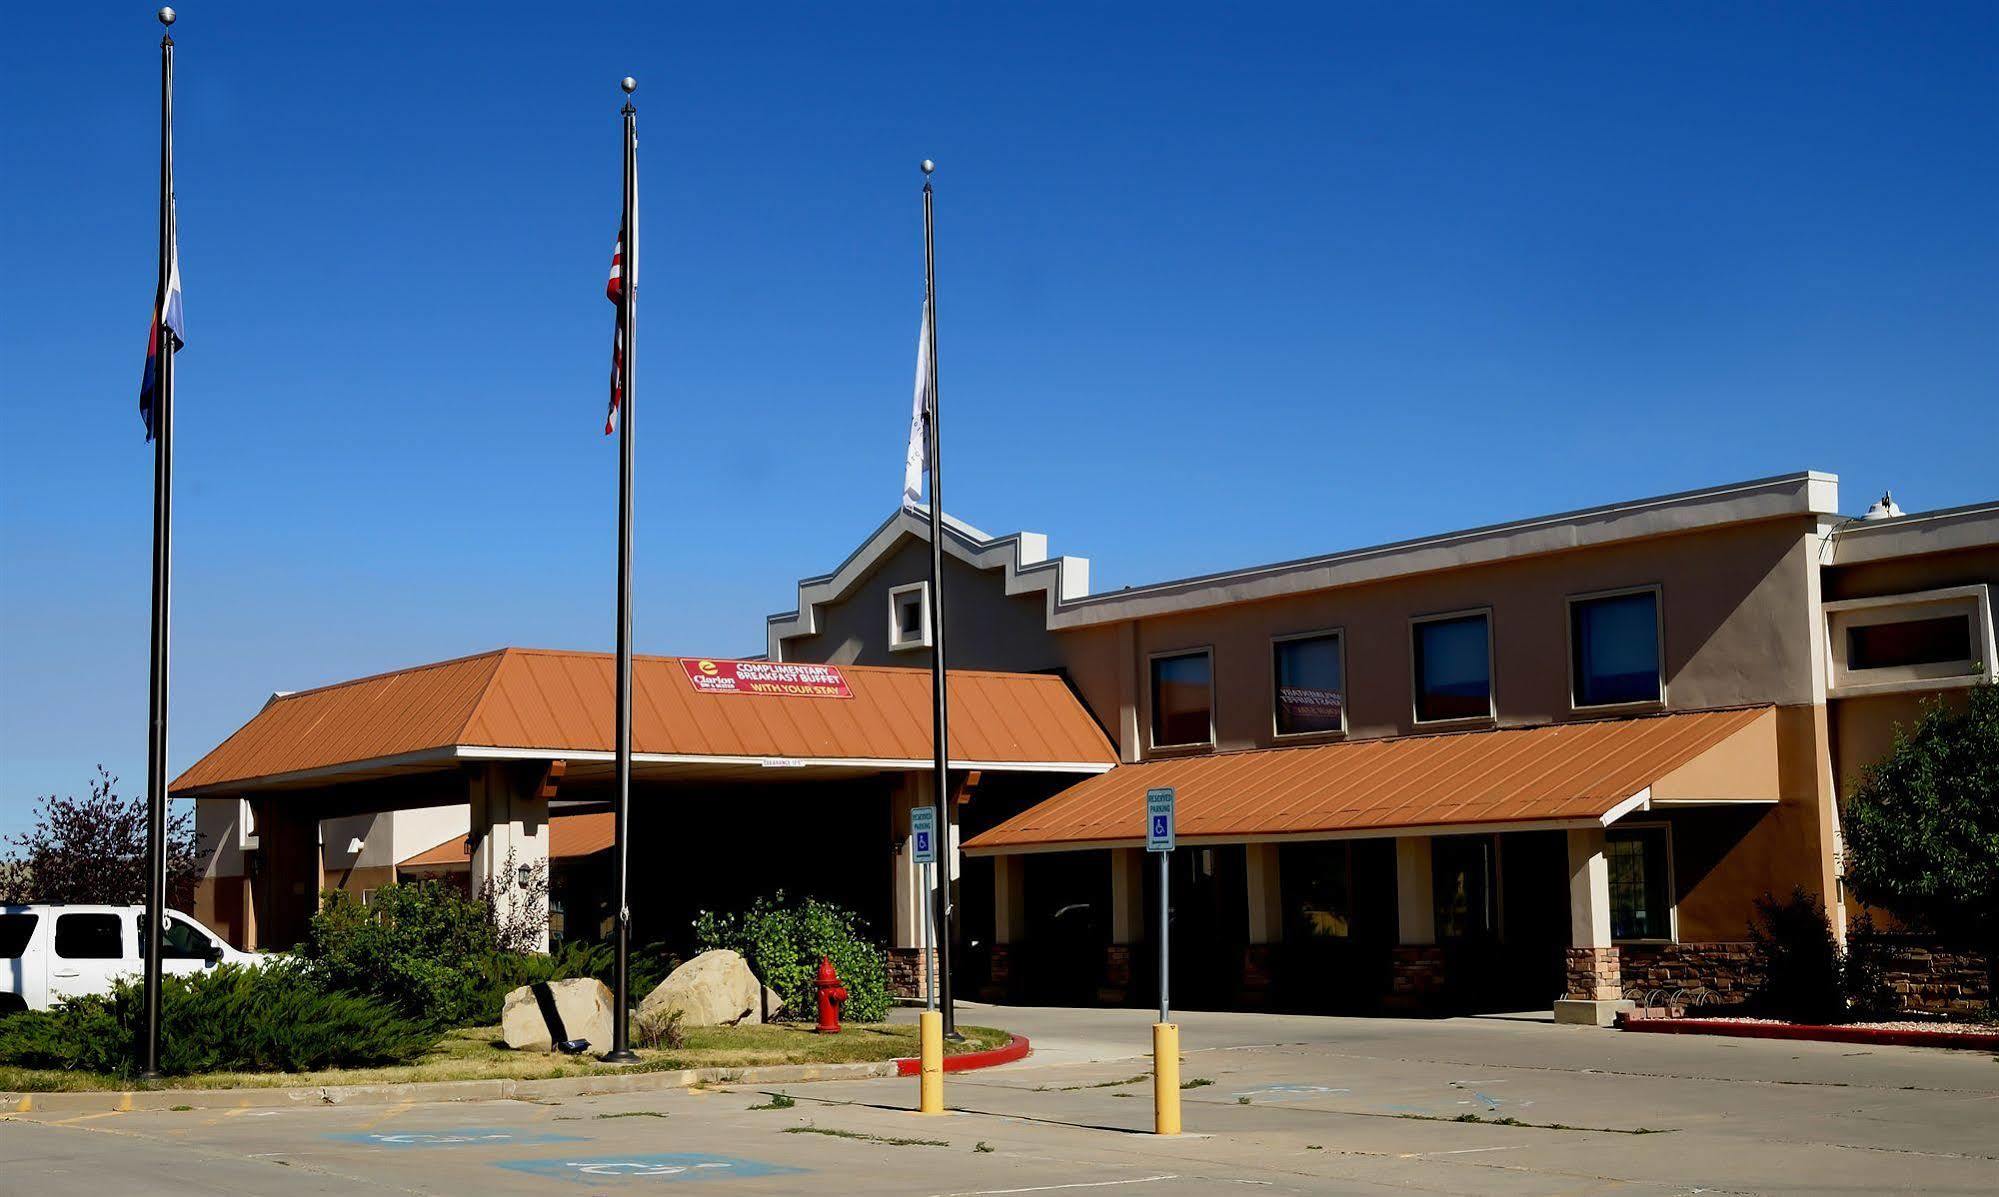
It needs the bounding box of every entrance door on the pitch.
[1152,845,1246,1010]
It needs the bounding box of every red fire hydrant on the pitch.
[813,956,848,1034]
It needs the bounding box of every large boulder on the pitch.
[639,949,782,1026]
[500,977,616,1053]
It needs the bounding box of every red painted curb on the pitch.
[1618,1018,1999,1052]
[893,1033,1031,1076]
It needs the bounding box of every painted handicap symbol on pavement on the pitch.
[324,1126,585,1149]
[498,1154,805,1183]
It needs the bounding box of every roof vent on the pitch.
[1861,491,1904,521]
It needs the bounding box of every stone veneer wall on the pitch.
[1618,942,1762,1006]
[886,946,935,1000]
[1562,947,1623,1001]
[1860,937,1991,1017]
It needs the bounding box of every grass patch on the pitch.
[749,1093,796,1110]
[784,1124,948,1148]
[595,1110,667,1119]
[1395,1111,1671,1135]
[1035,1071,1149,1092]
[973,1141,994,1153]
[0,1022,1012,1093]
[1181,1077,1213,1089]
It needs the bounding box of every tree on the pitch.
[0,767,205,908]
[1843,684,1999,998]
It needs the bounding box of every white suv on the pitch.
[0,904,258,1013]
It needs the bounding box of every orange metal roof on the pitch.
[965,707,1775,854]
[399,811,616,869]
[172,648,1116,794]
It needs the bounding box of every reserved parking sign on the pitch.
[1146,787,1175,852]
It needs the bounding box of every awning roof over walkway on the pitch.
[399,811,616,870]
[964,706,1779,855]
[173,648,1116,796]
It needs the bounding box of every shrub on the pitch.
[694,892,891,1022]
[301,880,498,1028]
[634,1005,685,1050]
[1747,888,1849,1023]
[0,961,437,1076]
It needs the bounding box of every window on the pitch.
[157,915,215,961]
[888,582,930,652]
[1824,586,1994,697]
[1412,611,1492,723]
[53,913,124,960]
[1847,616,1972,671]
[0,913,38,958]
[1150,650,1214,748]
[1432,836,1497,942]
[1570,589,1662,708]
[1283,842,1353,939]
[1273,632,1346,736]
[1607,826,1673,941]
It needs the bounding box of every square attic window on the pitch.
[889,582,931,652]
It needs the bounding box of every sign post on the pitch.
[910,806,938,1011]
[1145,786,1180,1135]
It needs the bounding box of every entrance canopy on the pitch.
[964,706,1778,855]
[172,647,1116,796]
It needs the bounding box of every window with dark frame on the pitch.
[53,912,124,960]
[1274,633,1346,736]
[0,913,38,958]
[1847,615,1973,671]
[1607,826,1672,941]
[1150,651,1213,747]
[1413,613,1491,722]
[890,585,928,650]
[1571,590,1662,707]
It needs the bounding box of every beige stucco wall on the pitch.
[1104,517,1822,754]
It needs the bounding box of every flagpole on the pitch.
[140,4,178,1081]
[603,75,641,1065]
[919,160,961,1040]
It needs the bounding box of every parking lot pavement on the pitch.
[4,1006,1997,1195]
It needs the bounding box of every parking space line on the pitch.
[930,1177,1179,1196]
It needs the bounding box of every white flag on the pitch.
[902,296,934,508]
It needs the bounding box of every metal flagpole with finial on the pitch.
[140,3,179,1082]
[919,159,962,1040]
[602,74,642,1064]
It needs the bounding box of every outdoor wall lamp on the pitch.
[517,863,533,891]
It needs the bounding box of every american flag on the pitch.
[605,231,624,436]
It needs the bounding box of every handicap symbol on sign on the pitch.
[497,1154,805,1183]
[915,830,931,854]
[1152,815,1169,838]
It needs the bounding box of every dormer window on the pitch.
[889,582,931,652]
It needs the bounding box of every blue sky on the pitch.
[2,3,1994,839]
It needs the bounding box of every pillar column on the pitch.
[1104,847,1145,1003]
[469,763,549,953]
[1243,843,1283,1004]
[985,854,1026,1000]
[1388,836,1445,1008]
[1556,827,1630,1025]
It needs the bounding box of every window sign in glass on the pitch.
[1150,652,1213,747]
[1274,633,1345,735]
[1607,827,1672,940]
[1572,590,1662,706]
[1413,613,1491,722]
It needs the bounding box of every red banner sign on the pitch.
[680,658,854,699]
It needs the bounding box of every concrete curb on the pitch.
[4,1059,901,1116]
[1616,1016,1999,1052]
[894,1033,1032,1076]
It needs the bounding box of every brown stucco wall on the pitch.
[1821,544,1999,602]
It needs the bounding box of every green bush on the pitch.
[301,880,498,1028]
[0,961,437,1076]
[694,892,890,1022]
[1748,888,1849,1024]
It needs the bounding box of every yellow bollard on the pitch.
[918,1009,945,1114]
[1152,1022,1181,1135]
